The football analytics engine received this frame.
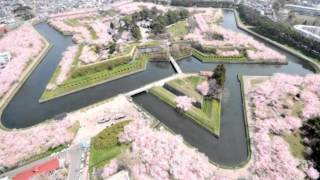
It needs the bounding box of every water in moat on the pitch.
[1,10,315,166]
[132,10,314,166]
[1,23,175,128]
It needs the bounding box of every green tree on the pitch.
[131,25,142,40]
[301,117,320,171]
[109,42,116,54]
[212,64,226,86]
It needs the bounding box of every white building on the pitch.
[0,52,11,69]
[294,25,320,42]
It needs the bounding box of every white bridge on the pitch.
[125,55,186,96]
[169,55,183,74]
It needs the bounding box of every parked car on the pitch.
[97,117,110,124]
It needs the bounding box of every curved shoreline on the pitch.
[231,8,320,73]
[0,28,52,130]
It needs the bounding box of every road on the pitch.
[67,144,87,180]
[0,150,67,179]
[0,144,87,180]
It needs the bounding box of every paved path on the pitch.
[67,144,85,180]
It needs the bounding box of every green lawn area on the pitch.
[284,131,305,159]
[291,101,304,117]
[89,121,130,169]
[89,144,128,169]
[40,53,150,102]
[67,121,81,134]
[87,26,98,40]
[149,85,221,136]
[167,80,203,102]
[167,21,188,40]
[64,19,81,26]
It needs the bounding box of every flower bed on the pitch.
[0,25,45,98]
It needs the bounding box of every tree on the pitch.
[110,22,114,29]
[109,42,116,54]
[212,64,226,86]
[272,2,281,12]
[301,117,320,172]
[131,25,141,40]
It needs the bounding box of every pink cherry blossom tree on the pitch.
[197,81,209,96]
[175,96,195,111]
[0,25,44,98]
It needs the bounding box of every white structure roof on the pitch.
[0,52,11,64]
[107,170,130,180]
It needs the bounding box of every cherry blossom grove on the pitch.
[56,45,79,85]
[175,96,196,111]
[186,12,286,62]
[49,16,113,45]
[216,49,240,57]
[106,119,227,180]
[0,25,45,98]
[248,73,320,179]
[0,119,76,168]
[79,45,99,64]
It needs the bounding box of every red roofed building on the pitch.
[13,158,60,180]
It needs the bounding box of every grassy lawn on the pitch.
[64,19,81,26]
[67,121,81,134]
[89,144,128,169]
[167,79,203,102]
[291,101,304,117]
[171,48,192,60]
[89,121,130,169]
[167,21,188,40]
[203,99,220,134]
[284,131,305,159]
[40,53,150,102]
[149,85,220,136]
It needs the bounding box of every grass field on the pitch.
[167,21,188,40]
[89,121,130,169]
[284,131,305,159]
